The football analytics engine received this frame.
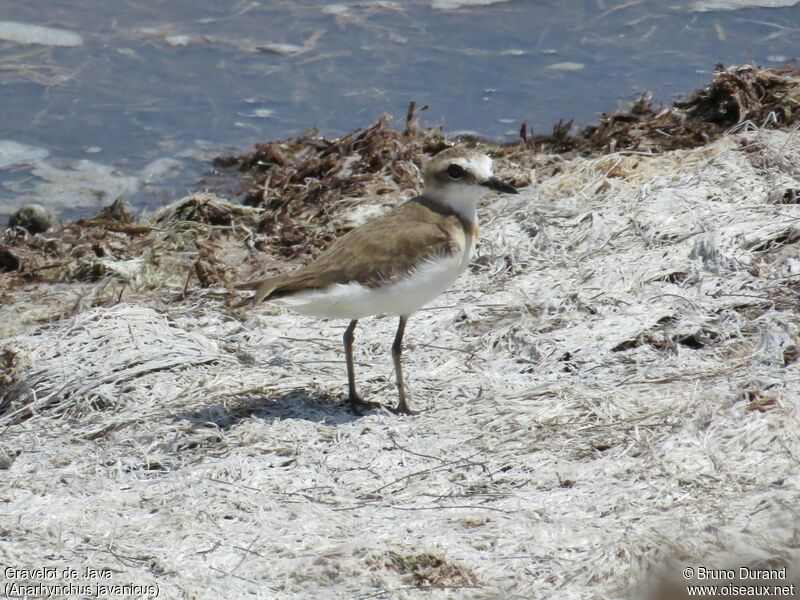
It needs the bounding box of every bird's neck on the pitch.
[418,187,480,230]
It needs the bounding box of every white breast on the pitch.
[274,244,474,320]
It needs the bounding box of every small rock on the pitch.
[8,204,57,233]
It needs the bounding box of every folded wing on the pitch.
[237,201,463,306]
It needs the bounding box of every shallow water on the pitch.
[0,0,798,219]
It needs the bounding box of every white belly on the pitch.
[273,253,469,319]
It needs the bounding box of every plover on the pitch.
[237,147,517,414]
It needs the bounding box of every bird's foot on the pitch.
[347,395,383,416]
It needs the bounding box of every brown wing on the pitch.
[243,200,464,305]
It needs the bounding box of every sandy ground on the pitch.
[2,126,800,599]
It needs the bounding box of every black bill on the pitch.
[481,176,518,194]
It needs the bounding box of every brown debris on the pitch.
[213,114,448,238]
[676,64,800,127]
[0,346,30,415]
[192,241,230,288]
[0,347,19,391]
[384,551,479,588]
[0,194,274,333]
[155,194,257,228]
[543,65,800,155]
[92,197,134,224]
[1,215,139,284]
[0,244,21,272]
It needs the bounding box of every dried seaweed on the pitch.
[676,64,800,127]
[214,113,447,228]
[0,194,277,335]
[534,64,800,154]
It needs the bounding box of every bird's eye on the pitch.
[447,164,464,180]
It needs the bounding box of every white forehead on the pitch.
[449,153,493,180]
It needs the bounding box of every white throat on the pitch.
[422,184,483,225]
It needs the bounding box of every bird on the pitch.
[236,147,518,415]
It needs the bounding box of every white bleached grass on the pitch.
[2,128,800,598]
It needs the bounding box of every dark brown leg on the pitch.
[116,282,126,304]
[344,320,359,402]
[343,320,380,414]
[391,316,417,415]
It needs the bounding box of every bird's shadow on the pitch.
[177,390,366,429]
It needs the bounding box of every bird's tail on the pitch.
[232,277,281,308]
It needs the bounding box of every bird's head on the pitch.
[422,147,518,210]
